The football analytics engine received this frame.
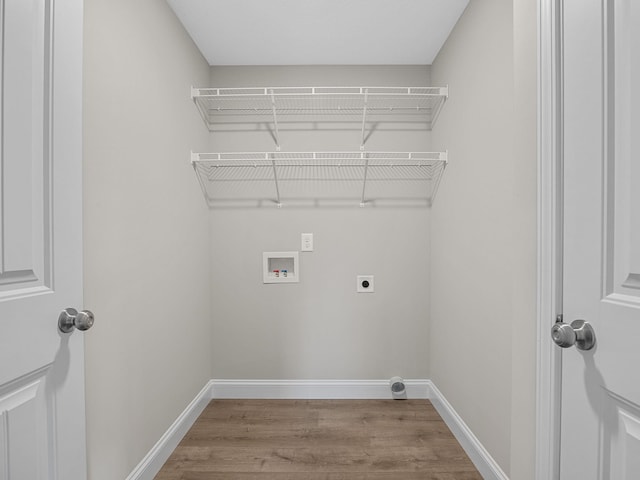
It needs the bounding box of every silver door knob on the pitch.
[58,308,95,333]
[551,318,595,350]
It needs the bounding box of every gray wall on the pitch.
[208,66,432,380]
[430,0,537,477]
[510,0,537,477]
[83,0,212,478]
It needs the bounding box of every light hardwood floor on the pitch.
[154,399,483,479]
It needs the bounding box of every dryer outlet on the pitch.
[357,275,375,293]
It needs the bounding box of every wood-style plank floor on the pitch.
[154,399,483,480]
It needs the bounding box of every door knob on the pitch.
[58,308,95,333]
[551,317,595,350]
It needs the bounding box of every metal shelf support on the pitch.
[269,89,281,151]
[269,153,282,207]
[360,88,368,150]
[360,153,370,207]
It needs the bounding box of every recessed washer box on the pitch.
[263,252,299,283]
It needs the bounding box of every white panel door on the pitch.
[560,0,640,478]
[0,0,86,479]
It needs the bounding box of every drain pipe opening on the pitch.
[390,376,407,400]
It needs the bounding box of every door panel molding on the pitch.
[604,292,640,308]
[605,0,640,300]
[622,274,640,290]
[0,270,38,286]
[0,365,53,480]
[0,0,54,300]
[606,389,640,480]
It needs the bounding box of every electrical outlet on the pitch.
[357,275,374,293]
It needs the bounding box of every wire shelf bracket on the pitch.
[269,89,281,151]
[360,153,370,207]
[360,89,369,150]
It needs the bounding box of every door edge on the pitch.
[536,0,563,479]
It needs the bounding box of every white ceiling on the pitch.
[166,0,469,66]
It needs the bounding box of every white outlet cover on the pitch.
[357,275,374,293]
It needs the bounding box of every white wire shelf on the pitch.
[191,86,448,148]
[191,151,447,208]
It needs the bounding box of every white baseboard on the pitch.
[126,379,508,480]
[125,380,214,480]
[427,381,509,480]
[210,379,430,399]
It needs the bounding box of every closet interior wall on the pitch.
[208,66,432,380]
[429,0,537,478]
[83,0,213,479]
